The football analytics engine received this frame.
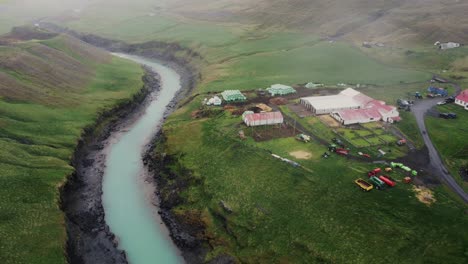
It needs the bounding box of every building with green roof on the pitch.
[221,90,246,102]
[266,84,296,96]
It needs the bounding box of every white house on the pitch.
[455,90,468,110]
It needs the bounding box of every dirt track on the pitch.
[410,78,468,203]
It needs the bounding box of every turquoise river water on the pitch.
[102,54,183,264]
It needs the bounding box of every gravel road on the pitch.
[411,80,468,203]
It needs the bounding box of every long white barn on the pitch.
[300,88,369,114]
[300,88,400,125]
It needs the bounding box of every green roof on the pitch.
[267,84,296,96]
[221,90,246,102]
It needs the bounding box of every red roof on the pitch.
[244,112,283,122]
[352,93,374,105]
[366,100,395,113]
[456,90,468,103]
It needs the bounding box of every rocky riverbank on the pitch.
[61,67,161,264]
[44,25,207,263]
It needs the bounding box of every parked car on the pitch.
[440,113,450,119]
[437,101,446,105]
[445,96,455,103]
[440,112,457,119]
[448,113,457,119]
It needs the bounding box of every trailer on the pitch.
[332,138,345,147]
[335,148,349,156]
[396,139,406,146]
[379,175,396,187]
[369,176,386,189]
[368,168,382,177]
[296,134,311,142]
[401,166,412,172]
[355,178,373,191]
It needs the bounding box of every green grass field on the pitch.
[159,108,468,263]
[0,36,144,263]
[426,104,468,192]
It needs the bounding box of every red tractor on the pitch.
[335,148,349,156]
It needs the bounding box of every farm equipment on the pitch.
[296,134,311,142]
[428,86,448,97]
[415,92,423,99]
[391,162,418,176]
[391,162,404,168]
[404,177,412,184]
[355,178,373,192]
[401,165,412,172]
[322,152,330,158]
[445,96,455,103]
[238,130,246,140]
[396,139,407,146]
[440,112,457,119]
[332,138,345,147]
[379,175,396,187]
[358,152,371,158]
[369,176,386,190]
[328,144,349,156]
[335,148,349,156]
[368,168,382,177]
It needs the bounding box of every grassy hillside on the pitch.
[0,28,144,263]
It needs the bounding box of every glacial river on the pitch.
[102,54,183,264]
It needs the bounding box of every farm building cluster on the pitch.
[299,88,400,125]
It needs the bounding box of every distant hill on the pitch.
[165,0,468,44]
[0,26,110,105]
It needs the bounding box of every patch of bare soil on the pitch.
[290,150,312,159]
[413,186,436,205]
[319,115,340,128]
[246,124,299,142]
[269,97,288,105]
[288,103,314,118]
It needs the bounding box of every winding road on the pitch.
[411,79,468,203]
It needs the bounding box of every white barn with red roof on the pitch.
[455,90,468,110]
[300,88,400,125]
[242,111,284,127]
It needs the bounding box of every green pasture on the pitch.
[159,109,468,263]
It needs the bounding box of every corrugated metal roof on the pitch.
[337,108,381,121]
[244,111,283,122]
